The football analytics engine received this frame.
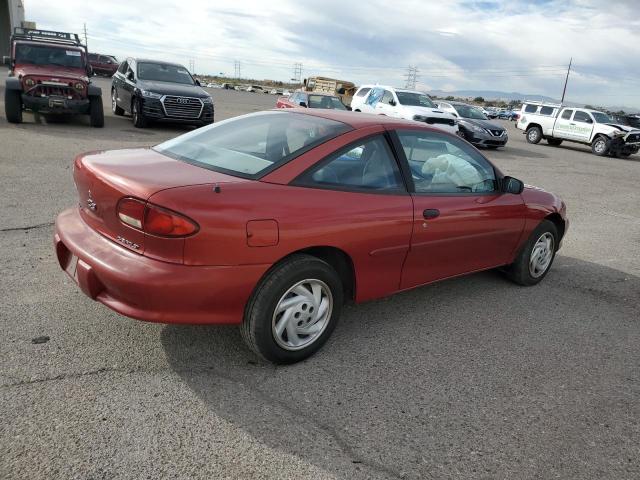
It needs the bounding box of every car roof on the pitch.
[129,58,186,68]
[274,107,440,130]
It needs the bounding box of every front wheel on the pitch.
[89,96,104,128]
[504,220,558,286]
[132,98,147,128]
[241,254,343,364]
[526,126,542,144]
[591,136,609,156]
[5,89,23,124]
[111,89,124,116]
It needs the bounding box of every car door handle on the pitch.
[423,209,440,219]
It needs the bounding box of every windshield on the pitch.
[591,112,613,123]
[137,62,194,85]
[453,105,488,120]
[154,112,351,178]
[395,92,436,108]
[628,117,640,128]
[308,95,347,110]
[15,44,85,68]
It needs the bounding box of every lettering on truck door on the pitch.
[571,110,595,142]
[553,109,575,140]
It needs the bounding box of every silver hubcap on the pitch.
[272,279,333,351]
[594,140,606,153]
[529,232,554,278]
[528,129,539,142]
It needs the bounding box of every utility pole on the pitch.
[404,65,419,90]
[83,23,88,51]
[189,59,195,74]
[560,57,572,105]
[234,60,241,79]
[292,62,303,83]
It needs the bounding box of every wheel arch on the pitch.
[5,77,22,90]
[526,122,542,132]
[544,212,566,247]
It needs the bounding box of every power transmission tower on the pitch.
[234,60,241,79]
[292,62,303,83]
[83,23,88,51]
[189,59,195,73]
[404,66,418,89]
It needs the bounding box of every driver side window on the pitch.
[397,131,496,194]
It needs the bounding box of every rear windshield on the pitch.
[137,62,194,84]
[308,95,347,110]
[15,44,85,68]
[154,112,351,178]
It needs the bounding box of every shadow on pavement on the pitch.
[161,256,640,479]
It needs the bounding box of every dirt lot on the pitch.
[1,73,639,480]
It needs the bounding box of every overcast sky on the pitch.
[26,0,640,108]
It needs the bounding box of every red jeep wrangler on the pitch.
[3,28,104,127]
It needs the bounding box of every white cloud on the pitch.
[24,0,640,108]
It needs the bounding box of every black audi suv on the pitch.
[111,58,214,128]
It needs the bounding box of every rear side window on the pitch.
[573,111,592,123]
[154,112,352,179]
[524,104,537,113]
[356,87,371,97]
[540,106,554,115]
[295,136,405,193]
[561,109,573,119]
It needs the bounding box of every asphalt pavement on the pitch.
[1,73,639,480]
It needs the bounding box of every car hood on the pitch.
[459,118,506,131]
[401,105,456,118]
[136,80,210,98]
[604,123,637,133]
[15,64,89,82]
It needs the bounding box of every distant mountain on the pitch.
[428,89,639,113]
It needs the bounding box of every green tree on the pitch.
[474,96,485,103]
[445,96,455,101]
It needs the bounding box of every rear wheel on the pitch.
[547,138,563,146]
[504,220,558,286]
[111,89,124,116]
[526,126,542,144]
[89,96,104,128]
[241,254,343,364]
[591,136,609,156]
[132,98,147,128]
[5,89,23,124]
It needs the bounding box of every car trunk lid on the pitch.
[73,147,246,260]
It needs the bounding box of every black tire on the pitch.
[89,96,104,128]
[111,89,124,116]
[241,254,343,364]
[619,152,631,158]
[591,136,609,156]
[526,126,542,144]
[5,88,23,124]
[504,220,558,286]
[131,97,147,128]
[547,138,563,146]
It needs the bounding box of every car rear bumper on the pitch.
[54,207,269,325]
[22,95,90,114]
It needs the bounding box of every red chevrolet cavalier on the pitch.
[55,109,568,363]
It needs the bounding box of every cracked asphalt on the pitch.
[1,72,639,479]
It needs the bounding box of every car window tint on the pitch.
[155,112,351,178]
[397,130,496,194]
[524,104,537,113]
[300,136,404,193]
[366,88,384,106]
[540,106,554,115]
[356,87,371,97]
[573,111,592,123]
[117,61,128,74]
[561,109,573,120]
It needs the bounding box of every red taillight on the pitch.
[117,198,198,237]
[144,204,198,237]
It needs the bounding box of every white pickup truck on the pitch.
[516,101,640,158]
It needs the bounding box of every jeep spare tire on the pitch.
[5,89,23,124]
[89,96,104,128]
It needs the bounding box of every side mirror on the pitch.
[502,176,524,194]
[346,105,352,111]
[299,101,307,108]
[195,79,201,86]
[389,99,396,106]
[126,71,134,81]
